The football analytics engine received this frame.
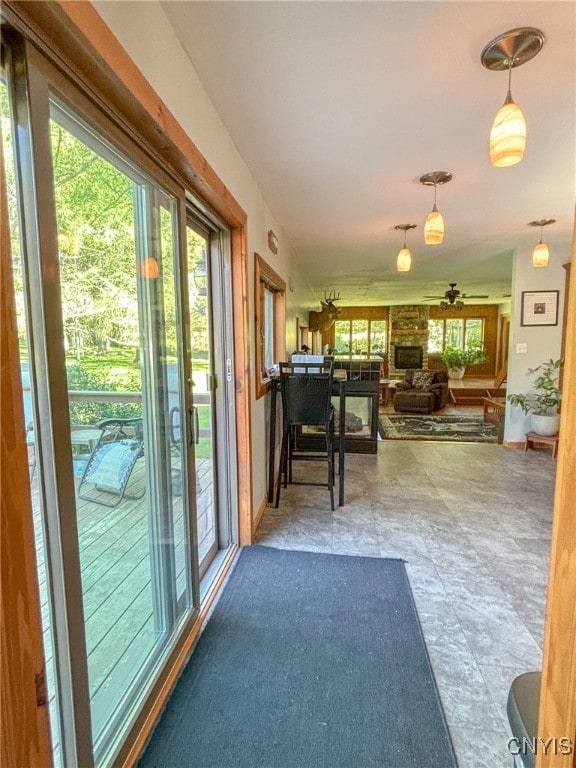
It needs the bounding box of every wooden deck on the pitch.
[31,455,215,754]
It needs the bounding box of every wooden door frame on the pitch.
[536,216,576,767]
[1,119,52,768]
[498,312,510,373]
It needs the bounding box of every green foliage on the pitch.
[507,359,563,416]
[441,343,487,369]
[66,363,142,425]
[427,320,444,353]
[5,96,210,371]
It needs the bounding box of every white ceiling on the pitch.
[162,1,576,305]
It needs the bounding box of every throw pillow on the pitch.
[412,371,436,390]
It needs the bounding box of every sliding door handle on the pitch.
[189,406,200,445]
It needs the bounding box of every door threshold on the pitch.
[199,544,238,607]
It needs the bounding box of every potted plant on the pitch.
[507,358,563,436]
[441,344,487,380]
[506,359,564,435]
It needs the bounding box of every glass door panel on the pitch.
[186,222,218,575]
[47,102,193,754]
[156,201,192,610]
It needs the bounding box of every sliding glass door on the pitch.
[185,214,237,581]
[1,37,239,766]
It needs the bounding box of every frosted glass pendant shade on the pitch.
[424,207,444,245]
[528,219,555,267]
[490,92,526,167]
[396,247,411,272]
[532,242,549,267]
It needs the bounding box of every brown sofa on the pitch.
[393,369,449,414]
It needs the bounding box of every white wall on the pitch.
[505,247,566,442]
[93,0,314,515]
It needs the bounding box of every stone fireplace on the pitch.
[389,305,430,378]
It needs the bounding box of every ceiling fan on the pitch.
[423,283,489,305]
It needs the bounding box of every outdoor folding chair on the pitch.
[77,417,145,508]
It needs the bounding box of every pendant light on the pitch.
[419,171,452,245]
[394,224,417,272]
[528,219,555,267]
[481,28,544,167]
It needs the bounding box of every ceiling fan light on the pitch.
[490,93,526,167]
[397,247,411,272]
[532,241,549,267]
[424,207,444,245]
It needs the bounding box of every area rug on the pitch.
[379,413,499,443]
[139,546,457,768]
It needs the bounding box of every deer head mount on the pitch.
[309,291,342,333]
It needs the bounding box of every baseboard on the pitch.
[503,440,524,448]
[252,493,269,537]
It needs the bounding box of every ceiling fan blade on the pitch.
[423,295,445,299]
[461,294,489,299]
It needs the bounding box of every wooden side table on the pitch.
[379,379,402,406]
[524,431,560,458]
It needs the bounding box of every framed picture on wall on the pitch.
[520,291,559,327]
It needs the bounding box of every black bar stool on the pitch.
[275,360,336,510]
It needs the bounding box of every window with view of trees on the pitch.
[255,253,285,397]
[333,319,387,358]
[428,318,484,352]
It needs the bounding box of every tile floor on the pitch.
[254,436,556,768]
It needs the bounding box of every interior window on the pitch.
[264,286,275,370]
[333,319,387,359]
[445,318,464,348]
[428,319,444,353]
[254,253,285,398]
[428,317,485,351]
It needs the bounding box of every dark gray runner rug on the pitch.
[139,545,457,768]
